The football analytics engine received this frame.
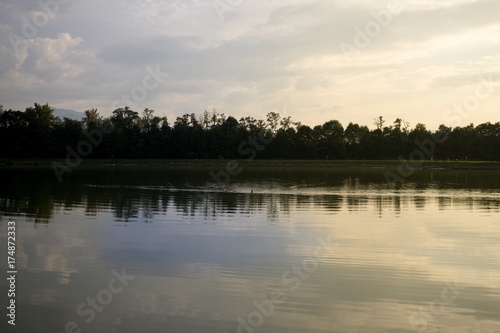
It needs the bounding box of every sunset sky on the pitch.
[1,0,499,129]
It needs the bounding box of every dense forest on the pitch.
[0,103,499,161]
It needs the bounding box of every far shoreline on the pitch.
[1,159,500,171]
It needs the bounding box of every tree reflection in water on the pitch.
[0,167,499,225]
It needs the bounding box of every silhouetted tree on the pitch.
[0,102,498,161]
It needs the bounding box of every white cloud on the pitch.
[19,33,85,80]
[0,0,499,128]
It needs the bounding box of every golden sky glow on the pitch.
[1,0,499,129]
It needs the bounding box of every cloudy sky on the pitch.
[0,0,499,129]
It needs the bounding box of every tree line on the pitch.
[0,103,499,161]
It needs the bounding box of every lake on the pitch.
[1,166,499,333]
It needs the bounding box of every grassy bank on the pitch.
[1,159,500,170]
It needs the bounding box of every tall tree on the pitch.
[83,108,100,130]
[24,103,55,157]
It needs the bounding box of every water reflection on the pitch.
[0,167,499,333]
[1,167,499,224]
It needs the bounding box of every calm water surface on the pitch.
[0,167,499,333]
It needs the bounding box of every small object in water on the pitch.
[251,190,253,194]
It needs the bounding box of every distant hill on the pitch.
[53,108,84,120]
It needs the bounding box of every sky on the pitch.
[0,0,499,129]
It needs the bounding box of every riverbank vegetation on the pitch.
[1,103,499,161]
